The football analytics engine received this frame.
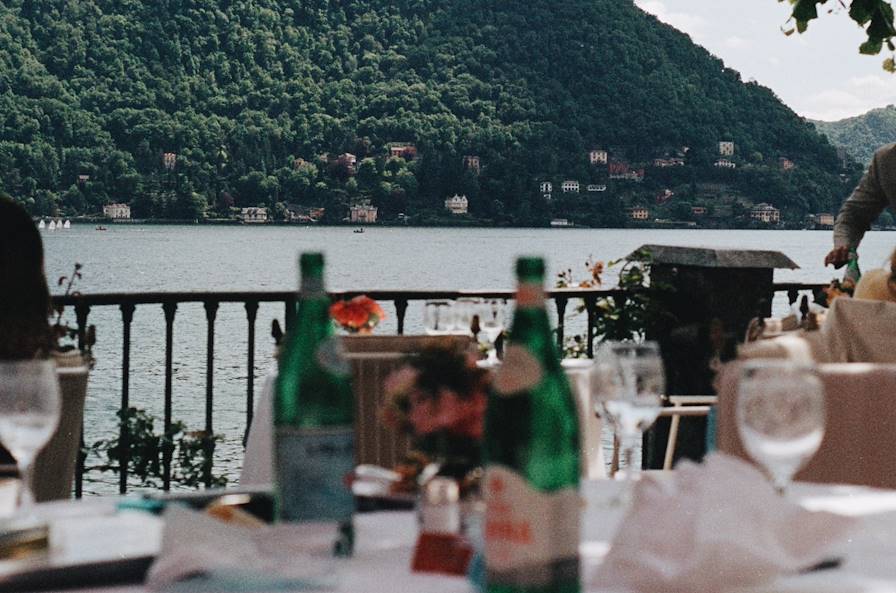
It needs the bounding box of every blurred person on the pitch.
[854,248,896,303]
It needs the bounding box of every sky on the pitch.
[634,0,896,122]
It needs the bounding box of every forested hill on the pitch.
[813,106,896,165]
[0,0,860,225]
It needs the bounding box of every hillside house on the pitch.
[163,152,177,170]
[587,184,607,192]
[589,149,608,165]
[286,204,325,223]
[293,157,307,169]
[653,157,685,167]
[445,194,469,215]
[463,155,481,173]
[816,212,835,227]
[77,174,90,186]
[337,153,357,175]
[627,206,650,221]
[779,157,795,171]
[562,180,580,193]
[540,181,553,194]
[714,159,736,169]
[719,141,735,156]
[350,204,378,224]
[750,203,780,224]
[389,144,418,160]
[241,207,268,223]
[103,203,131,220]
[691,206,707,216]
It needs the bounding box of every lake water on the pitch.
[39,225,896,492]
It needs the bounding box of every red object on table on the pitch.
[411,532,473,575]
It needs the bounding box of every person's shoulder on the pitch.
[872,143,896,163]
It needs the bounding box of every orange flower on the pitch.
[330,295,386,332]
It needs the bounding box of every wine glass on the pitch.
[423,300,453,335]
[737,360,825,495]
[477,299,505,367]
[451,298,479,336]
[593,341,665,502]
[0,360,61,514]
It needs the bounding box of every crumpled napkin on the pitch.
[146,505,339,591]
[592,453,858,593]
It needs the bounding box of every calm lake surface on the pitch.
[40,225,896,492]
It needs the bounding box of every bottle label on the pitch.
[276,425,354,522]
[484,466,580,589]
[316,336,351,377]
[493,345,543,396]
[516,284,545,308]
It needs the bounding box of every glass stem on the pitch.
[18,459,35,511]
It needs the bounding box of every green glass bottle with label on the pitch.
[484,257,580,593]
[274,252,355,556]
[845,248,861,286]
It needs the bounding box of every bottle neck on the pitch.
[301,273,325,298]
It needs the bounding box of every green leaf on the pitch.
[850,0,877,24]
[792,0,820,22]
[884,56,896,71]
[861,37,884,54]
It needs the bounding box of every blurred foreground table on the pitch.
[4,479,896,592]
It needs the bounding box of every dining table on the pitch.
[4,478,896,592]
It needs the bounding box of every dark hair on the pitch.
[0,198,52,359]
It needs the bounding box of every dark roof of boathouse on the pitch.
[629,245,799,270]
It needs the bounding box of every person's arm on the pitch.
[827,150,890,267]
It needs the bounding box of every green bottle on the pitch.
[484,257,580,593]
[274,252,354,556]
[845,248,861,285]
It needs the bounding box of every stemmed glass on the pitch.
[737,360,825,495]
[0,360,61,514]
[592,341,665,503]
[451,298,479,336]
[423,300,454,335]
[477,299,505,367]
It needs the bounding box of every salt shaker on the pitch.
[420,477,461,534]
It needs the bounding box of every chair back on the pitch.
[32,363,89,501]
[716,361,896,489]
[342,335,471,467]
[818,298,896,363]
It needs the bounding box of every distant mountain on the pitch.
[813,105,896,165]
[0,0,860,224]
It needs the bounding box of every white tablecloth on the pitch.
[14,480,896,592]
[241,361,606,486]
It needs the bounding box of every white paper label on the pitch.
[484,466,580,589]
[493,345,543,396]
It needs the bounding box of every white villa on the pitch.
[714,159,736,169]
[103,203,131,219]
[350,204,378,224]
[750,203,780,224]
[562,180,580,193]
[241,207,268,223]
[719,141,735,156]
[589,149,608,165]
[444,194,469,215]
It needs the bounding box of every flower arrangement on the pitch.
[382,342,489,488]
[330,295,386,333]
[822,278,854,305]
[556,255,604,288]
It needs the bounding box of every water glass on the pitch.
[451,298,479,336]
[0,360,62,513]
[593,341,665,501]
[477,299,505,366]
[423,300,453,335]
[737,360,825,494]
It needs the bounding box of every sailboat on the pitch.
[37,219,45,230]
[48,220,57,231]
[63,220,71,229]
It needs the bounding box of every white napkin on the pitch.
[146,505,340,591]
[592,453,858,593]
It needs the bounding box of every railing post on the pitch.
[787,288,799,306]
[119,302,136,495]
[395,299,408,335]
[74,302,90,498]
[74,301,91,352]
[244,301,259,446]
[162,302,177,491]
[203,300,219,488]
[555,297,568,351]
[584,295,598,358]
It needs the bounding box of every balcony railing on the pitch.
[52,282,825,497]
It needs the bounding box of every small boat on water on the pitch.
[353,227,365,234]
[95,225,108,231]
[48,220,57,231]
[37,219,45,229]
[63,220,71,229]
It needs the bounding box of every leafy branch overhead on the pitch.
[782,0,896,71]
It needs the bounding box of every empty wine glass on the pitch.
[423,300,454,335]
[593,341,665,502]
[477,299,505,367]
[0,360,61,514]
[737,360,825,495]
[451,298,479,336]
